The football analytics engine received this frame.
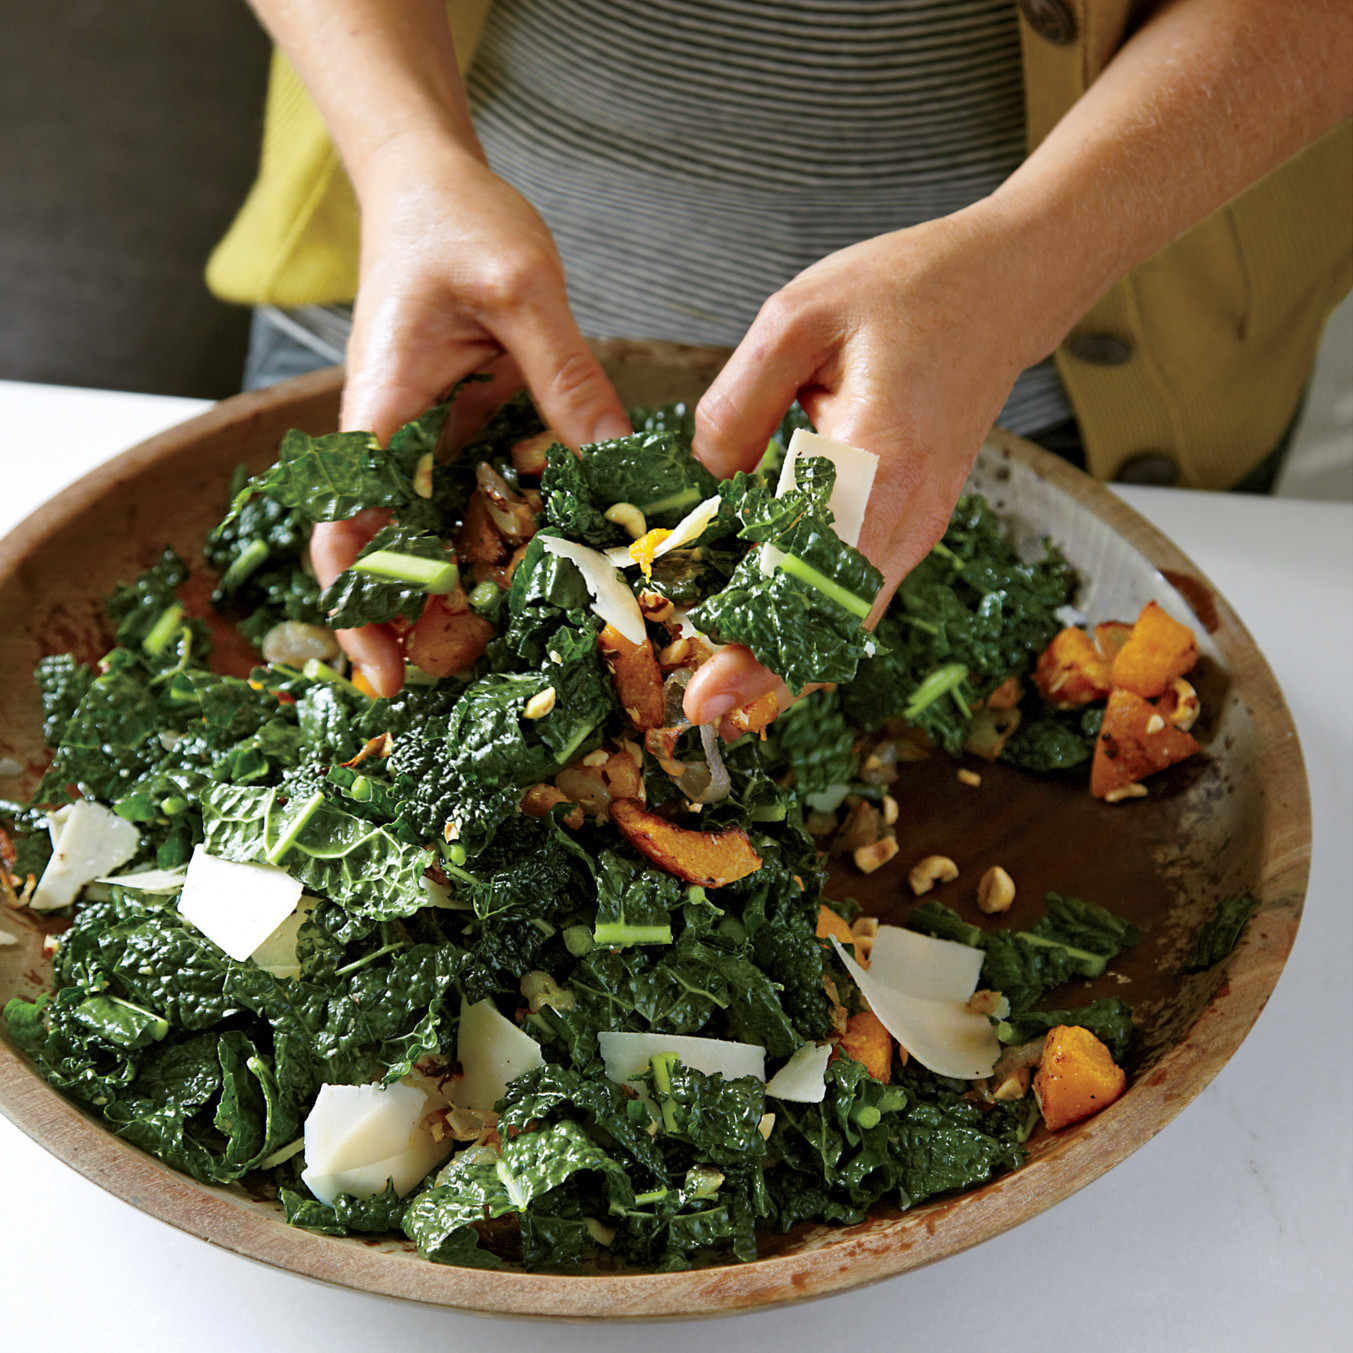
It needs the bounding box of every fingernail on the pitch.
[591,412,632,444]
[689,690,738,725]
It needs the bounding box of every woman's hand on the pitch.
[312,141,631,695]
[683,203,1041,726]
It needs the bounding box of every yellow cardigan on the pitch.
[207,0,1351,488]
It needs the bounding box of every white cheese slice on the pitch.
[45,804,73,849]
[605,495,724,570]
[301,1080,451,1206]
[94,866,188,894]
[597,1031,766,1089]
[764,1042,832,1103]
[175,844,303,962]
[420,871,472,911]
[832,938,999,1080]
[248,895,318,979]
[762,428,879,575]
[866,925,987,1004]
[538,536,647,646]
[452,997,545,1111]
[31,799,141,911]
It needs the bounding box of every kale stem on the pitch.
[903,662,969,720]
[142,603,186,656]
[351,549,458,594]
[333,940,409,977]
[775,553,872,619]
[220,538,270,593]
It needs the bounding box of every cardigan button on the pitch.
[1116,454,1180,487]
[1019,0,1077,45]
[1068,333,1133,365]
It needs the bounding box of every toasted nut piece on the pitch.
[881,794,899,827]
[977,865,1016,915]
[908,854,959,895]
[581,748,610,768]
[850,915,879,963]
[604,502,648,539]
[853,836,899,875]
[805,810,838,837]
[991,1066,1031,1101]
[757,1112,776,1141]
[657,637,690,667]
[1165,677,1201,731]
[1104,782,1149,803]
[524,686,557,719]
[835,798,882,854]
[412,450,436,498]
[966,989,1010,1018]
[637,588,675,623]
[1146,713,1166,735]
[957,768,982,787]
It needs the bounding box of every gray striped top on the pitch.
[287,0,1071,435]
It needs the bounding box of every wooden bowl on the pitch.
[0,346,1310,1317]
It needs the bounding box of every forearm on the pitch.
[983,0,1353,365]
[246,0,483,197]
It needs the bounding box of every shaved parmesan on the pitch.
[176,845,303,962]
[866,925,987,1003]
[95,866,188,895]
[764,1042,831,1103]
[538,536,646,646]
[762,429,879,575]
[598,1031,766,1092]
[452,997,545,1111]
[301,1080,451,1206]
[832,937,999,1080]
[606,495,723,571]
[249,895,319,979]
[32,799,141,911]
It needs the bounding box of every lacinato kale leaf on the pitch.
[1185,893,1261,972]
[844,495,1073,752]
[687,461,885,692]
[998,998,1136,1063]
[319,524,457,628]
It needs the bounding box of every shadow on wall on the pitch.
[0,0,271,399]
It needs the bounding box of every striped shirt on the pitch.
[284,0,1071,434]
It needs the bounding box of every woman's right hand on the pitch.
[314,139,631,695]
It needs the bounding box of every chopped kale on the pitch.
[1185,894,1262,972]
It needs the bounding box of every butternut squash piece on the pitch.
[1033,1024,1126,1131]
[598,624,665,731]
[405,595,495,677]
[1093,620,1133,665]
[815,905,856,948]
[610,798,761,888]
[1033,627,1112,706]
[1110,601,1198,698]
[835,1011,892,1084]
[1090,687,1200,799]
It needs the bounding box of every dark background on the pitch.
[0,1,272,398]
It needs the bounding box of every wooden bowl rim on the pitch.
[0,366,1310,1318]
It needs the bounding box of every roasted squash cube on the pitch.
[1033,1024,1126,1131]
[1110,601,1198,698]
[1033,627,1113,706]
[610,798,761,888]
[1090,687,1200,799]
[598,624,665,731]
[405,595,495,677]
[836,1011,892,1083]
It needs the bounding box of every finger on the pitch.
[683,645,781,726]
[497,296,630,449]
[692,300,832,480]
[334,622,406,699]
[309,509,393,588]
[444,353,526,450]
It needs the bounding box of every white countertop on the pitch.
[2,379,1350,1353]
